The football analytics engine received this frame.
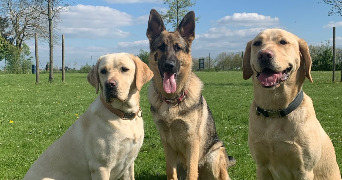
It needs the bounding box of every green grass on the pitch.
[0,71,341,180]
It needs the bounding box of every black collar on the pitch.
[256,90,304,118]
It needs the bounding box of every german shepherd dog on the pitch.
[146,9,236,180]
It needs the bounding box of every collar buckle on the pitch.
[122,112,136,120]
[164,90,188,104]
[266,110,282,118]
[122,109,142,120]
[100,97,141,120]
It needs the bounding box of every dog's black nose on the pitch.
[105,80,117,88]
[258,50,274,61]
[164,61,175,70]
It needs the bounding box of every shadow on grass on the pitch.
[135,174,167,180]
[204,82,252,87]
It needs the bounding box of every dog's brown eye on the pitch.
[174,44,182,52]
[280,40,288,45]
[158,44,165,51]
[253,41,262,46]
[100,69,107,74]
[121,67,129,72]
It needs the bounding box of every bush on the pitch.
[309,41,342,71]
[79,63,92,73]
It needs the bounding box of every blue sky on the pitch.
[5,0,342,69]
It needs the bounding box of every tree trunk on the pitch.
[62,34,65,82]
[176,0,179,27]
[35,33,39,83]
[48,0,54,82]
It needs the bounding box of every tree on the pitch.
[33,0,69,81]
[161,0,199,30]
[215,52,243,71]
[5,42,32,74]
[0,34,16,64]
[0,16,11,41]
[321,0,342,16]
[309,41,334,71]
[137,49,149,64]
[1,0,47,53]
[215,52,228,70]
[79,63,92,73]
[20,43,33,73]
[0,0,68,80]
[192,57,198,71]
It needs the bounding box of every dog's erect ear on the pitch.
[131,55,154,91]
[87,60,100,94]
[177,11,195,42]
[243,40,253,80]
[146,9,166,43]
[298,38,313,83]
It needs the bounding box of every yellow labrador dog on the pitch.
[243,28,341,179]
[24,53,153,180]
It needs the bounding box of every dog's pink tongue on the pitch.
[163,72,176,93]
[258,72,282,87]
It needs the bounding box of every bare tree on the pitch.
[321,0,342,16]
[1,0,47,53]
[215,52,243,71]
[0,0,68,81]
[33,0,69,81]
[161,0,199,30]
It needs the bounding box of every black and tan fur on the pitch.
[146,9,236,180]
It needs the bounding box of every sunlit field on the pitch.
[0,71,341,179]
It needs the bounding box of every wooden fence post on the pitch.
[62,34,65,82]
[35,33,39,83]
[332,27,336,82]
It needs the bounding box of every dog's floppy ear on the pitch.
[131,55,154,91]
[298,38,313,83]
[146,9,166,43]
[243,40,253,80]
[177,11,195,42]
[87,59,100,94]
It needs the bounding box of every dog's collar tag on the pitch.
[255,90,304,118]
[100,97,141,120]
[164,90,188,104]
[122,109,142,120]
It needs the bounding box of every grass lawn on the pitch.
[0,71,341,180]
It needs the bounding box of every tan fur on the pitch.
[146,9,235,180]
[24,53,153,180]
[243,29,341,180]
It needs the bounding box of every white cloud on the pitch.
[197,27,265,40]
[190,27,266,58]
[117,40,149,48]
[135,14,150,24]
[59,5,143,39]
[152,7,168,14]
[103,0,163,4]
[217,13,279,27]
[328,36,342,46]
[189,13,282,58]
[323,21,342,28]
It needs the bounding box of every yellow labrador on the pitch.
[24,53,153,180]
[243,29,341,179]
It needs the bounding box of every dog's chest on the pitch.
[108,117,144,145]
[155,114,194,151]
[249,116,313,178]
[98,118,144,179]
